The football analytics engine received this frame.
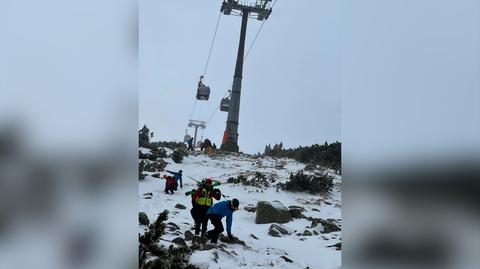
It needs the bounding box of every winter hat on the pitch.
[231,198,239,208]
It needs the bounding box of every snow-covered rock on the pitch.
[268,224,290,237]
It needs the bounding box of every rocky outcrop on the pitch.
[310,218,341,233]
[255,201,292,224]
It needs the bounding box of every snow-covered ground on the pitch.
[139,148,341,269]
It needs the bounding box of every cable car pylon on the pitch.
[188,119,206,149]
[220,0,273,153]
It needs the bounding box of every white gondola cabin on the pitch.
[220,97,230,112]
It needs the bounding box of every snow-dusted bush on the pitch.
[279,171,333,194]
[153,141,187,151]
[143,159,166,172]
[139,210,198,269]
[227,172,271,188]
[171,149,186,163]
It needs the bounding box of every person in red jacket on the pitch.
[163,175,177,194]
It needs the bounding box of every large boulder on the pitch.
[255,200,292,224]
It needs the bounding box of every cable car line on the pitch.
[203,11,223,78]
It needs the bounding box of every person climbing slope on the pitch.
[206,198,239,244]
[166,169,183,189]
[162,175,177,194]
[185,178,222,237]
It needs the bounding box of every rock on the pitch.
[311,218,341,233]
[184,230,194,241]
[192,236,208,245]
[172,237,186,246]
[313,230,319,235]
[244,204,257,213]
[288,205,305,211]
[139,212,149,226]
[288,206,306,218]
[143,197,152,199]
[255,201,292,224]
[324,201,332,205]
[268,227,280,237]
[250,234,259,240]
[143,192,153,196]
[268,224,289,237]
[218,234,246,246]
[328,242,341,250]
[175,203,187,210]
[311,208,320,212]
[304,163,317,171]
[151,173,161,178]
[203,243,217,250]
[167,222,180,230]
[280,255,294,263]
[303,230,312,236]
[296,233,302,236]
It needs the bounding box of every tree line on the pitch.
[263,141,341,172]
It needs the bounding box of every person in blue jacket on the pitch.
[166,169,183,189]
[206,199,239,243]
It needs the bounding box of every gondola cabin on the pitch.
[220,97,230,112]
[196,85,210,101]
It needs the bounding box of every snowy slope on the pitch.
[139,149,341,269]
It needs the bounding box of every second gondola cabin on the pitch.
[220,97,230,112]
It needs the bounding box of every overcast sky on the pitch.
[139,0,341,154]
